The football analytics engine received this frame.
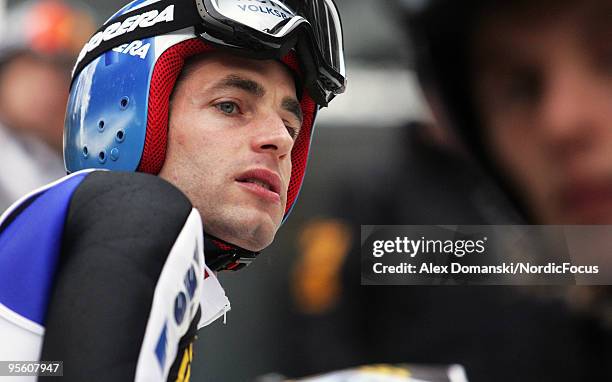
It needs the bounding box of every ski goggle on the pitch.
[72,0,346,106]
[197,0,346,105]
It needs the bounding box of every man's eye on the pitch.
[285,125,300,140]
[505,76,541,104]
[216,102,239,115]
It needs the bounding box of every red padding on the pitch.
[281,53,317,215]
[138,39,214,174]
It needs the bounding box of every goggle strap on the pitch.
[72,0,201,80]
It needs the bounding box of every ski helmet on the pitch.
[64,0,347,221]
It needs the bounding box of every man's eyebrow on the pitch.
[212,74,265,97]
[211,74,302,124]
[282,97,303,125]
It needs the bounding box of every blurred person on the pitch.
[389,0,612,379]
[0,0,96,210]
[403,0,612,226]
[403,0,612,295]
[0,0,346,381]
[281,2,612,381]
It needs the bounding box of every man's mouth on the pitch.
[560,180,612,223]
[236,169,282,204]
[242,178,273,191]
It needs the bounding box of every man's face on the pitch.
[159,52,302,251]
[472,0,612,224]
[0,53,70,151]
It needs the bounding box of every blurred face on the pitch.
[472,0,612,224]
[159,52,302,251]
[0,53,70,151]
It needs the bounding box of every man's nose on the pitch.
[250,113,294,159]
[536,62,603,154]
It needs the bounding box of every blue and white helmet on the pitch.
[64,0,346,218]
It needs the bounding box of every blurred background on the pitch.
[2,0,611,381]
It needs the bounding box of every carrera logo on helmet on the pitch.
[76,4,174,64]
[112,40,151,59]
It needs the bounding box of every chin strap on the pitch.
[203,233,259,272]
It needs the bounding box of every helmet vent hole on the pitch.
[98,120,105,131]
[98,151,106,163]
[120,96,130,109]
[116,130,125,142]
[83,146,89,158]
